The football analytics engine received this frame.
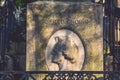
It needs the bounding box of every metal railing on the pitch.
[0,71,120,80]
[0,0,16,71]
[0,0,8,62]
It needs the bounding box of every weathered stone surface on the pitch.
[118,0,120,8]
[26,1,103,71]
[46,29,85,71]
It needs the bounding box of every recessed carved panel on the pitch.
[46,29,85,71]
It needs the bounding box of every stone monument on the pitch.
[26,1,103,71]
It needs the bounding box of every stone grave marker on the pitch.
[26,1,103,71]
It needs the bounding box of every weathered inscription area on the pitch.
[26,1,103,71]
[45,17,90,26]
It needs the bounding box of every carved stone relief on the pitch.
[46,29,85,71]
[26,1,103,72]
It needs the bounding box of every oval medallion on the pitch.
[46,29,85,71]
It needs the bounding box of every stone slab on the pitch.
[26,1,103,71]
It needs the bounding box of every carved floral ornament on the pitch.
[45,29,85,71]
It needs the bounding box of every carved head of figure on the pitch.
[51,36,78,70]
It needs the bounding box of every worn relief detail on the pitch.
[46,29,85,71]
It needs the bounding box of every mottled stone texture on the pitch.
[26,1,103,71]
[118,0,120,8]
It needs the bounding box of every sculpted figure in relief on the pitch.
[51,36,79,71]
